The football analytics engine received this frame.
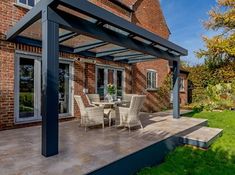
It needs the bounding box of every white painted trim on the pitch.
[180,78,185,92]
[15,0,40,9]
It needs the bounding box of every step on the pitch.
[180,127,223,149]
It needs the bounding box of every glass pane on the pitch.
[28,0,35,7]
[97,68,105,99]
[19,58,34,118]
[152,73,156,88]
[147,72,151,88]
[59,63,70,114]
[117,71,123,97]
[19,0,27,4]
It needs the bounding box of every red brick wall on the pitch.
[89,0,132,21]
[132,0,170,38]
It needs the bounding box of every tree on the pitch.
[196,0,235,69]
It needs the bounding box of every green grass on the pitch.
[137,111,235,175]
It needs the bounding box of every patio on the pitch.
[6,0,187,158]
[0,110,207,175]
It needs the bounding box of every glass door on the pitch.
[15,56,41,122]
[59,63,70,115]
[116,70,123,98]
[96,66,124,99]
[96,68,105,99]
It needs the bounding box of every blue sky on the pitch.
[160,0,217,65]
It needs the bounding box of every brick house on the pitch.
[0,0,188,131]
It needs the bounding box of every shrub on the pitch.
[198,82,235,111]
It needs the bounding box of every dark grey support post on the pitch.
[41,7,59,157]
[173,60,180,118]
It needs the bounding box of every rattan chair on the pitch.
[74,95,104,131]
[117,95,146,131]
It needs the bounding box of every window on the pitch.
[147,70,157,89]
[180,78,185,92]
[17,0,40,8]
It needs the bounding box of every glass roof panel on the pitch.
[57,5,98,23]
[19,19,42,40]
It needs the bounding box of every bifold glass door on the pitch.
[59,63,70,114]
[16,57,41,122]
[96,66,124,99]
[15,55,73,123]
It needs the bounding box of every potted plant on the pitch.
[106,84,117,102]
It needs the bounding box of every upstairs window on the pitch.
[147,70,158,89]
[180,78,185,92]
[17,0,40,8]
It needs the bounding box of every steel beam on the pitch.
[172,60,180,118]
[59,31,78,43]
[74,41,108,53]
[41,7,59,157]
[58,0,187,56]
[14,36,74,53]
[47,9,178,61]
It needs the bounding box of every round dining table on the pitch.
[92,101,121,126]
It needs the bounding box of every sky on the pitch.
[160,0,218,65]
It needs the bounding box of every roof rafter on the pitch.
[59,31,78,43]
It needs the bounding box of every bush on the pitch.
[196,82,235,111]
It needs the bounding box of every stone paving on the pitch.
[0,110,207,175]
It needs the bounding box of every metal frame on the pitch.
[6,0,186,157]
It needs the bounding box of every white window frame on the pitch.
[95,65,125,98]
[147,69,158,90]
[16,0,40,9]
[180,78,185,92]
[14,51,74,124]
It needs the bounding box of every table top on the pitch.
[92,101,118,105]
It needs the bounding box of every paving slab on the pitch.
[181,127,223,149]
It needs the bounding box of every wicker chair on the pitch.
[74,95,104,131]
[121,94,138,107]
[86,94,113,125]
[117,95,146,131]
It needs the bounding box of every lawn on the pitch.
[137,110,235,175]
